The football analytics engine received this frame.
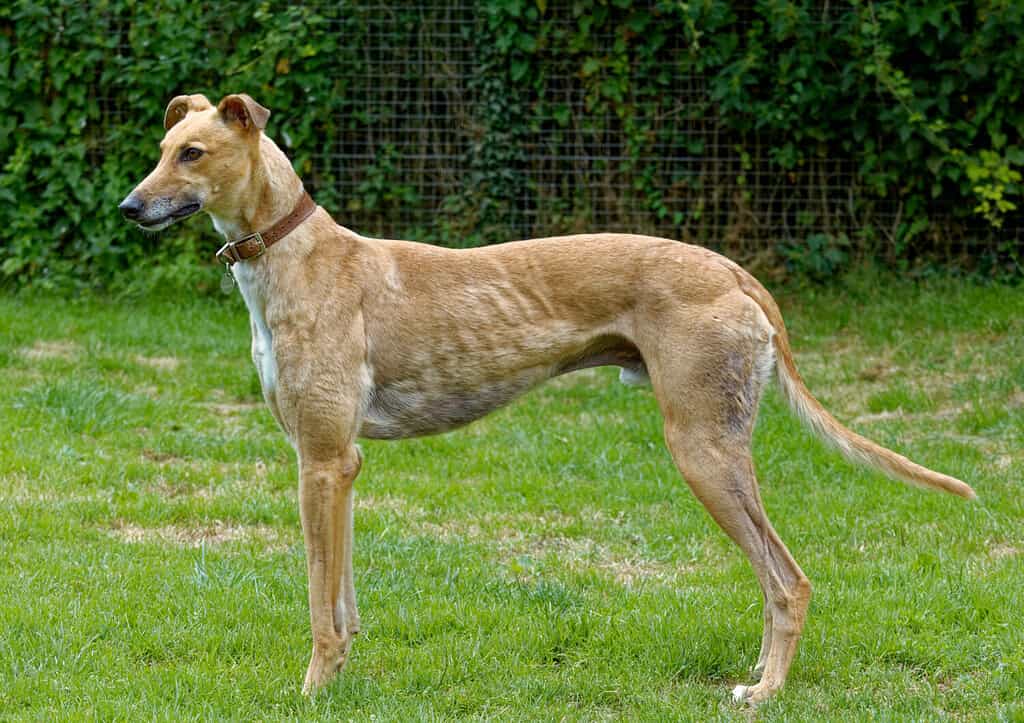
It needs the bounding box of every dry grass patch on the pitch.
[410,509,694,587]
[493,529,691,586]
[18,339,81,361]
[133,354,181,371]
[795,328,1013,420]
[356,492,423,516]
[851,402,972,426]
[141,448,188,465]
[994,455,1015,470]
[0,473,111,505]
[108,519,292,551]
[201,401,265,416]
[353,493,703,586]
[989,543,1021,560]
[142,459,277,501]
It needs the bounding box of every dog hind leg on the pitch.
[646,313,809,704]
[664,421,811,704]
[753,590,772,681]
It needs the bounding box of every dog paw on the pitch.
[732,681,780,705]
[301,637,352,695]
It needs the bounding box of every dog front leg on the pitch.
[299,447,362,694]
[337,449,361,637]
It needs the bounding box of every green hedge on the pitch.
[1,1,1022,292]
[1,2,358,292]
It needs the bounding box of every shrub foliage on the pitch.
[1,0,1021,290]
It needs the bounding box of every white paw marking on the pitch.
[732,685,749,703]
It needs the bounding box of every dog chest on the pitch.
[233,265,278,398]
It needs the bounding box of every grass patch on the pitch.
[0,274,1022,720]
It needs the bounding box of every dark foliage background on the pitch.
[1,0,1022,292]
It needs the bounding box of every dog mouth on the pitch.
[137,202,202,230]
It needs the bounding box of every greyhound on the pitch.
[119,93,975,703]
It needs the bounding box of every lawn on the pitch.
[0,276,1021,721]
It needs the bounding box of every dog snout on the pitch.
[118,194,145,220]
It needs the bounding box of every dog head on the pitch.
[118,93,270,231]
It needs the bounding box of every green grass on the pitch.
[1,276,1022,721]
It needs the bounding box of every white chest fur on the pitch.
[232,262,278,397]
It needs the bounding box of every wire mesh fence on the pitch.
[299,0,1019,264]
[81,1,1020,269]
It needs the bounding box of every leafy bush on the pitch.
[780,233,851,281]
[0,1,352,292]
[1,0,1021,292]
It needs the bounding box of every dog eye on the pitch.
[180,147,204,162]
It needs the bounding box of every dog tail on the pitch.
[733,267,976,500]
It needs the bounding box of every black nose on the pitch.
[119,195,145,220]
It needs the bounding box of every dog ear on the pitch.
[217,94,270,132]
[163,94,213,130]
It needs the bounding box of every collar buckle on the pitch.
[216,231,266,266]
[240,231,267,259]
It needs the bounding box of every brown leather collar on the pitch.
[215,191,317,266]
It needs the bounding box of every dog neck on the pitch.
[207,135,309,337]
[208,135,305,242]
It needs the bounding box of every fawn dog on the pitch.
[120,93,975,703]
